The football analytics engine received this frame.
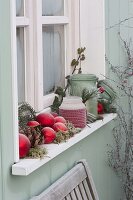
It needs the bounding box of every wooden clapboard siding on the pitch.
[0,1,125,200]
[0,133,2,200]
[105,0,133,74]
[105,0,133,110]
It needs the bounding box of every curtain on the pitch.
[42,0,64,16]
[16,0,24,16]
[16,28,25,103]
[42,25,65,95]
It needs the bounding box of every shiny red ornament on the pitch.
[54,116,66,124]
[19,134,31,158]
[42,127,56,144]
[36,112,55,127]
[53,122,68,132]
[98,103,104,114]
[27,120,40,127]
[99,87,105,93]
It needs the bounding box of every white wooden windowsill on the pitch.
[12,113,117,176]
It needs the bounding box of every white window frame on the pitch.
[13,0,80,162]
[34,0,69,111]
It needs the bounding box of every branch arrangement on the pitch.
[107,35,133,200]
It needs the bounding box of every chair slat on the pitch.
[29,160,99,200]
[79,182,89,200]
[83,179,93,200]
[74,186,83,200]
[65,194,72,200]
[70,190,77,200]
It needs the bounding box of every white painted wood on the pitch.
[10,0,19,162]
[43,93,57,109]
[16,17,29,27]
[24,0,35,107]
[80,0,105,79]
[71,0,80,56]
[42,16,69,25]
[33,0,44,111]
[79,182,88,199]
[12,114,117,176]
[64,0,80,76]
[83,179,93,200]
[74,186,83,199]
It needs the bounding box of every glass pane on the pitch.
[42,0,64,16]
[16,0,24,16]
[42,25,65,95]
[16,28,25,103]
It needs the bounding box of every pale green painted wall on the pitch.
[105,0,133,73]
[1,122,122,200]
[0,0,129,199]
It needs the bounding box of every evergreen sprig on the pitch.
[18,102,36,129]
[54,121,81,144]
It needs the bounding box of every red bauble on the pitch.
[54,116,66,124]
[42,127,56,144]
[19,134,31,158]
[98,103,104,114]
[27,120,40,127]
[36,113,55,127]
[53,122,68,132]
[98,87,105,93]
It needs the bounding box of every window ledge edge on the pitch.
[12,113,117,176]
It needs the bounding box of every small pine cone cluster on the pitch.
[19,126,44,147]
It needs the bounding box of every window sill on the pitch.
[12,113,117,176]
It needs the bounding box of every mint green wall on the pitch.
[105,0,133,74]
[0,0,124,200]
[1,122,122,200]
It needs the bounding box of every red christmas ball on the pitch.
[42,127,56,144]
[54,116,66,124]
[36,112,55,127]
[98,103,104,114]
[19,134,31,158]
[99,87,105,93]
[27,120,40,127]
[53,122,68,132]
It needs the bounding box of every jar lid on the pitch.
[70,74,98,81]
[62,96,82,104]
[59,96,86,110]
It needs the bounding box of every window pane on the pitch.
[42,0,64,16]
[16,28,25,103]
[16,0,24,16]
[42,25,65,95]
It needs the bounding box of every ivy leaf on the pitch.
[51,96,61,113]
[65,75,70,79]
[55,87,65,97]
[80,54,85,61]
[71,59,77,66]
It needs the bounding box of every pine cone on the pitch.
[20,126,44,147]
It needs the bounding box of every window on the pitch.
[16,0,73,112]
[13,0,80,161]
[9,0,105,163]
